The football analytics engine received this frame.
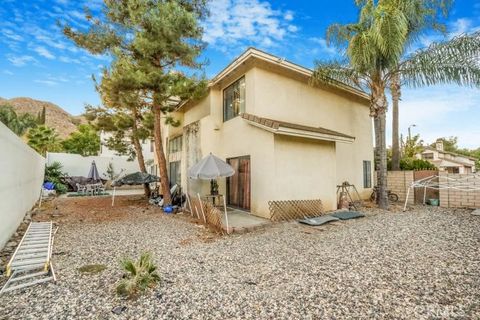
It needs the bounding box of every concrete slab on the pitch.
[221,208,271,233]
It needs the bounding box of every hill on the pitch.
[0,97,85,138]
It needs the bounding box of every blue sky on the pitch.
[0,0,479,148]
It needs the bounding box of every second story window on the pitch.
[169,136,182,154]
[223,77,245,122]
[422,153,434,160]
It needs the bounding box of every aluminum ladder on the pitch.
[1,222,56,294]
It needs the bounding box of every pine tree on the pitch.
[64,0,208,205]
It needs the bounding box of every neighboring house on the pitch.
[417,140,476,174]
[158,48,374,218]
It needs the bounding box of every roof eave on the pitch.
[244,119,355,144]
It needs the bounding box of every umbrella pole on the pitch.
[197,193,206,223]
[112,187,116,207]
[223,196,229,234]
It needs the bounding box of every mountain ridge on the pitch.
[0,97,85,138]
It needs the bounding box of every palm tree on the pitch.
[313,0,480,208]
[0,105,38,136]
[27,125,62,156]
[389,0,452,170]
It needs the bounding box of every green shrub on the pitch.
[45,161,68,194]
[116,253,160,299]
[400,158,436,170]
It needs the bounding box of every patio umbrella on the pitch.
[188,153,235,180]
[188,153,235,233]
[112,172,160,187]
[87,160,100,182]
[111,172,160,206]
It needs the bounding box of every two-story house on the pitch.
[159,48,374,218]
[417,140,477,174]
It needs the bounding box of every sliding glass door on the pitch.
[227,156,251,211]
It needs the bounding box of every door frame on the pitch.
[226,155,251,212]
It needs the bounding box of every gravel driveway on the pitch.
[0,198,479,319]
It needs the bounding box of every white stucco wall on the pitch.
[47,152,141,178]
[0,122,45,249]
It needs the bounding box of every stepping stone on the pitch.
[329,211,365,220]
[298,216,340,226]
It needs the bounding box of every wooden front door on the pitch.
[227,156,251,210]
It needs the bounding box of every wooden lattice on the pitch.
[185,195,225,233]
[268,199,324,222]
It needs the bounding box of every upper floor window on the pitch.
[422,153,434,160]
[223,77,245,122]
[169,136,182,154]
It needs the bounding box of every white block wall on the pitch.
[0,122,45,249]
[46,152,141,178]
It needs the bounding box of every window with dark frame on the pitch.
[422,153,434,160]
[363,161,372,188]
[168,136,182,154]
[223,77,245,122]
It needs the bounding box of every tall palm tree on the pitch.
[27,125,62,156]
[313,0,480,208]
[389,0,452,170]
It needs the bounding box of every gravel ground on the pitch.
[0,197,479,319]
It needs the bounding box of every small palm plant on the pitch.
[116,253,160,298]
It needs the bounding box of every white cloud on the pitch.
[8,55,37,66]
[34,46,55,59]
[59,56,81,64]
[1,28,23,41]
[69,10,87,21]
[450,18,474,37]
[3,70,14,75]
[202,0,297,50]
[309,37,337,55]
[284,11,294,21]
[34,79,58,86]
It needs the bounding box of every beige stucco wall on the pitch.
[251,67,373,198]
[0,122,45,249]
[166,64,374,218]
[273,136,337,212]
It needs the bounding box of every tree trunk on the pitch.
[153,104,172,205]
[131,110,151,197]
[372,85,389,210]
[391,74,401,171]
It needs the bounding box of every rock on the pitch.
[111,306,127,315]
[471,209,480,216]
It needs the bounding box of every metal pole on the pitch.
[223,196,230,234]
[423,186,427,205]
[111,187,116,207]
[403,187,411,212]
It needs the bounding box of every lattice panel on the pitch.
[268,199,324,222]
[186,195,225,233]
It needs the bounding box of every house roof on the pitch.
[423,147,477,161]
[241,113,355,143]
[211,47,370,101]
[177,47,370,111]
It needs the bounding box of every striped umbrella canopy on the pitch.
[87,160,100,182]
[188,153,235,180]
